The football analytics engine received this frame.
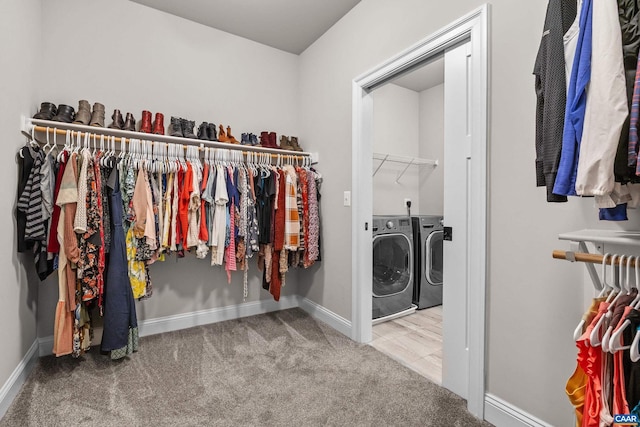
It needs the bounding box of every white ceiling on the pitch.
[391,56,445,93]
[130,0,362,55]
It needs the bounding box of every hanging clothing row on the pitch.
[16,128,322,360]
[565,254,640,426]
[535,0,640,221]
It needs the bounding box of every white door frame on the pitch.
[351,4,489,418]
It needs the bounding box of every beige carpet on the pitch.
[0,308,492,426]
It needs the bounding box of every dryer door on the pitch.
[425,230,444,286]
[372,233,413,297]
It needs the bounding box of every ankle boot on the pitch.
[139,110,152,133]
[108,109,124,129]
[90,102,105,127]
[33,102,57,120]
[51,104,76,123]
[279,135,294,151]
[260,131,269,147]
[152,112,165,135]
[269,132,278,149]
[73,100,91,125]
[218,124,229,142]
[226,126,239,144]
[169,116,183,137]
[289,136,303,152]
[181,118,196,139]
[123,113,136,131]
[241,133,251,145]
[250,133,259,146]
[208,123,218,141]
[197,122,209,140]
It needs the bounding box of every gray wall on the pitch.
[0,0,42,398]
[372,83,420,216]
[418,84,444,216]
[36,0,301,338]
[296,1,598,425]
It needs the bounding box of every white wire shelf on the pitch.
[372,152,438,182]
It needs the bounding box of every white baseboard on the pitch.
[0,340,39,420]
[484,393,553,427]
[138,295,300,337]
[298,297,352,337]
[36,296,353,358]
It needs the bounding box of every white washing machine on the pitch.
[372,216,416,323]
[411,215,444,309]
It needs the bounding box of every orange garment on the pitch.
[567,297,605,427]
[577,302,610,427]
[179,163,193,249]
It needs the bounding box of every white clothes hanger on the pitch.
[574,254,612,341]
[603,255,629,352]
[591,254,620,346]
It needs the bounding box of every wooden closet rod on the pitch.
[31,125,309,161]
[553,250,639,267]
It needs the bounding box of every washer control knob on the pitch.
[386,220,394,229]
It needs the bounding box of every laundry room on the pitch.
[369,56,446,384]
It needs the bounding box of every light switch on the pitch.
[343,191,351,207]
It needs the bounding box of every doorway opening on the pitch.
[351,5,489,418]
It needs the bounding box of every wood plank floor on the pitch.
[370,306,443,385]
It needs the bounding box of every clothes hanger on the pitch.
[591,254,620,346]
[609,255,640,352]
[574,253,613,340]
[603,255,630,352]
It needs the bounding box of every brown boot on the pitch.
[108,109,124,129]
[227,126,239,144]
[289,136,303,152]
[260,131,269,147]
[73,100,91,125]
[279,135,294,151]
[218,124,229,142]
[90,102,105,127]
[123,113,136,131]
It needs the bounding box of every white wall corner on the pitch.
[298,297,352,338]
[0,340,39,420]
[484,393,554,427]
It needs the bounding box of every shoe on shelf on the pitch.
[181,118,196,139]
[169,116,183,137]
[218,124,229,142]
[279,135,294,151]
[289,136,303,152]
[152,112,165,135]
[208,123,218,141]
[33,102,57,120]
[73,100,91,125]
[241,133,251,145]
[51,104,76,123]
[250,133,259,146]
[139,110,152,133]
[269,132,278,149]
[226,126,239,144]
[197,122,209,140]
[89,102,105,127]
[123,113,136,131]
[108,109,124,129]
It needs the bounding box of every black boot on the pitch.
[108,109,124,129]
[197,122,209,140]
[181,119,196,139]
[208,123,218,141]
[33,102,57,120]
[51,104,76,123]
[169,116,183,137]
